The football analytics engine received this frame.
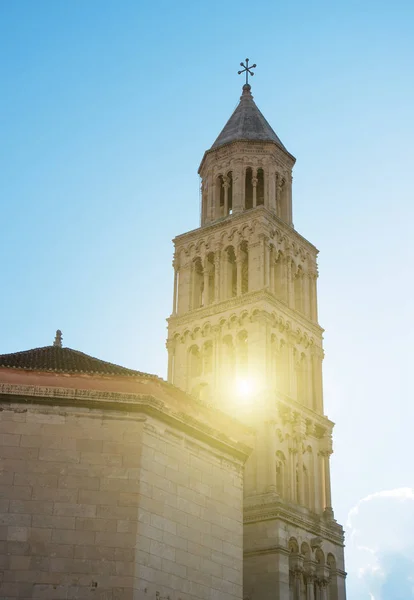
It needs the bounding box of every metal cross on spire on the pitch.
[238,58,257,85]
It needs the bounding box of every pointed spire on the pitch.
[210,83,287,152]
[53,330,63,348]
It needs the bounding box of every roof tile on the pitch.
[0,345,153,377]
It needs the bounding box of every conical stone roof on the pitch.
[211,84,286,151]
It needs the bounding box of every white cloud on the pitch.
[346,488,414,599]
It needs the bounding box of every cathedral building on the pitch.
[0,70,346,600]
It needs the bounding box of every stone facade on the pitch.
[0,375,251,600]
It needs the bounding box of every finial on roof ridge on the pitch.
[53,330,63,348]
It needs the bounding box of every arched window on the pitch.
[278,339,288,395]
[222,335,235,381]
[296,352,309,406]
[257,168,264,205]
[227,171,233,215]
[303,465,310,508]
[203,341,213,375]
[206,252,215,305]
[237,330,248,372]
[240,240,249,294]
[201,180,208,223]
[188,345,201,380]
[275,451,287,498]
[327,554,338,600]
[216,175,224,218]
[294,266,303,313]
[192,257,204,309]
[288,538,301,600]
[245,167,253,209]
[191,382,210,402]
[224,246,237,298]
[305,446,315,511]
[273,251,287,302]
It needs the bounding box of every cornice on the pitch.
[0,383,252,462]
[198,139,296,174]
[168,289,323,338]
[173,205,318,254]
[244,497,344,546]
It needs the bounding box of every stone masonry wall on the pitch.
[135,419,244,600]
[0,402,244,600]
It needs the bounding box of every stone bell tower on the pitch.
[167,65,346,600]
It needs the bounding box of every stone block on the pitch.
[0,513,31,527]
[76,517,118,532]
[9,556,31,571]
[32,514,76,529]
[94,532,136,548]
[14,473,57,488]
[0,483,32,500]
[9,499,54,515]
[0,433,20,446]
[51,529,95,545]
[97,504,137,520]
[39,448,80,463]
[53,503,97,518]
[58,474,99,490]
[76,439,104,452]
[7,526,28,541]
[31,486,78,503]
[28,528,52,542]
[78,489,119,505]
[161,557,187,578]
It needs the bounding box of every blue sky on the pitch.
[1,1,414,596]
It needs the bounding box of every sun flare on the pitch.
[235,377,256,400]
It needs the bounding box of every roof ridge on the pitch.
[0,344,159,378]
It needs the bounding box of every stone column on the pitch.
[166,339,175,383]
[252,171,258,208]
[236,249,243,296]
[286,255,294,307]
[215,176,221,220]
[223,176,229,216]
[203,264,209,306]
[294,569,303,600]
[214,251,221,302]
[212,325,221,399]
[259,234,266,288]
[321,432,333,516]
[264,242,270,288]
[269,249,275,293]
[319,579,328,600]
[269,168,276,212]
[263,166,269,208]
[172,260,178,315]
[306,574,315,600]
[309,270,318,321]
[207,171,214,222]
[287,172,293,226]
[266,421,277,493]
[297,442,304,506]
[189,262,195,311]
[303,272,310,316]
[232,160,244,214]
[323,451,333,515]
[288,446,297,502]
